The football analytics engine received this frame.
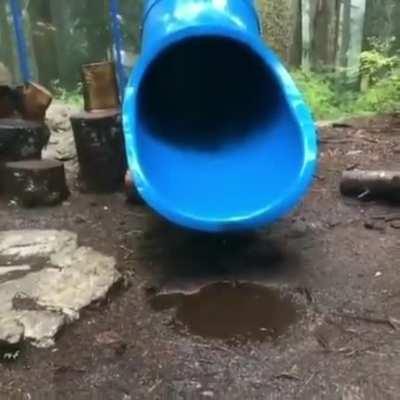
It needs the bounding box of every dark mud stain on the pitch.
[150,282,301,344]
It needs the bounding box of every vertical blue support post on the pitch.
[9,0,31,82]
[109,0,127,99]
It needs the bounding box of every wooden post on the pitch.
[70,109,127,192]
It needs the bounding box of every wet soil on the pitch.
[0,114,400,399]
[150,282,301,344]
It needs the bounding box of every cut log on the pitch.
[0,119,50,162]
[2,159,69,207]
[18,82,53,121]
[70,110,127,192]
[0,86,23,119]
[81,62,120,112]
[340,170,400,202]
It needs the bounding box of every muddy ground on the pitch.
[0,114,400,399]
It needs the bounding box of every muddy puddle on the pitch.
[150,282,301,344]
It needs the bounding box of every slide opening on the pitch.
[133,36,304,222]
[137,36,283,150]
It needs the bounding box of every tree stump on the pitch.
[70,110,127,192]
[341,170,400,202]
[18,82,53,121]
[2,160,69,207]
[0,119,50,162]
[81,62,120,112]
[0,86,21,118]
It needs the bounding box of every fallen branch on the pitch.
[340,170,400,202]
[333,311,397,330]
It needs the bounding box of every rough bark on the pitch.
[362,0,400,51]
[259,0,295,63]
[81,62,120,112]
[70,110,126,192]
[2,159,69,207]
[27,0,59,87]
[18,82,53,121]
[340,170,400,202]
[310,0,341,71]
[0,119,50,162]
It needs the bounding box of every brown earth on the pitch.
[0,114,399,399]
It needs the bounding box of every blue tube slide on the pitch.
[123,0,317,232]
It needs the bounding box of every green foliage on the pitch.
[292,70,342,119]
[293,37,400,120]
[355,71,400,113]
[359,37,399,85]
[51,80,83,107]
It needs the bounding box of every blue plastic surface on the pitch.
[9,0,32,82]
[109,0,127,97]
[123,0,317,232]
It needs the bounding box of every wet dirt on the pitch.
[0,113,399,399]
[150,282,301,344]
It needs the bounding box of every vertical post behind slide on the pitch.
[9,0,31,82]
[109,0,127,99]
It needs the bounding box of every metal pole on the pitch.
[9,0,31,82]
[109,0,127,98]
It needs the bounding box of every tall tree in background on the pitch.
[310,0,341,70]
[363,0,400,51]
[28,0,58,87]
[259,0,298,64]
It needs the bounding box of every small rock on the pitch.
[393,145,400,154]
[288,219,310,238]
[0,319,24,347]
[375,271,382,278]
[364,221,385,232]
[346,150,362,156]
[95,330,123,345]
[202,391,214,398]
[390,220,400,230]
[74,215,86,224]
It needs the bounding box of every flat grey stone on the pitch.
[0,318,24,346]
[0,265,31,275]
[0,230,120,347]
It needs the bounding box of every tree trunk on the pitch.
[362,0,399,51]
[0,119,50,162]
[2,159,69,207]
[259,0,295,63]
[289,0,303,67]
[341,170,400,202]
[310,0,341,71]
[27,0,59,87]
[70,110,126,192]
[337,0,351,68]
